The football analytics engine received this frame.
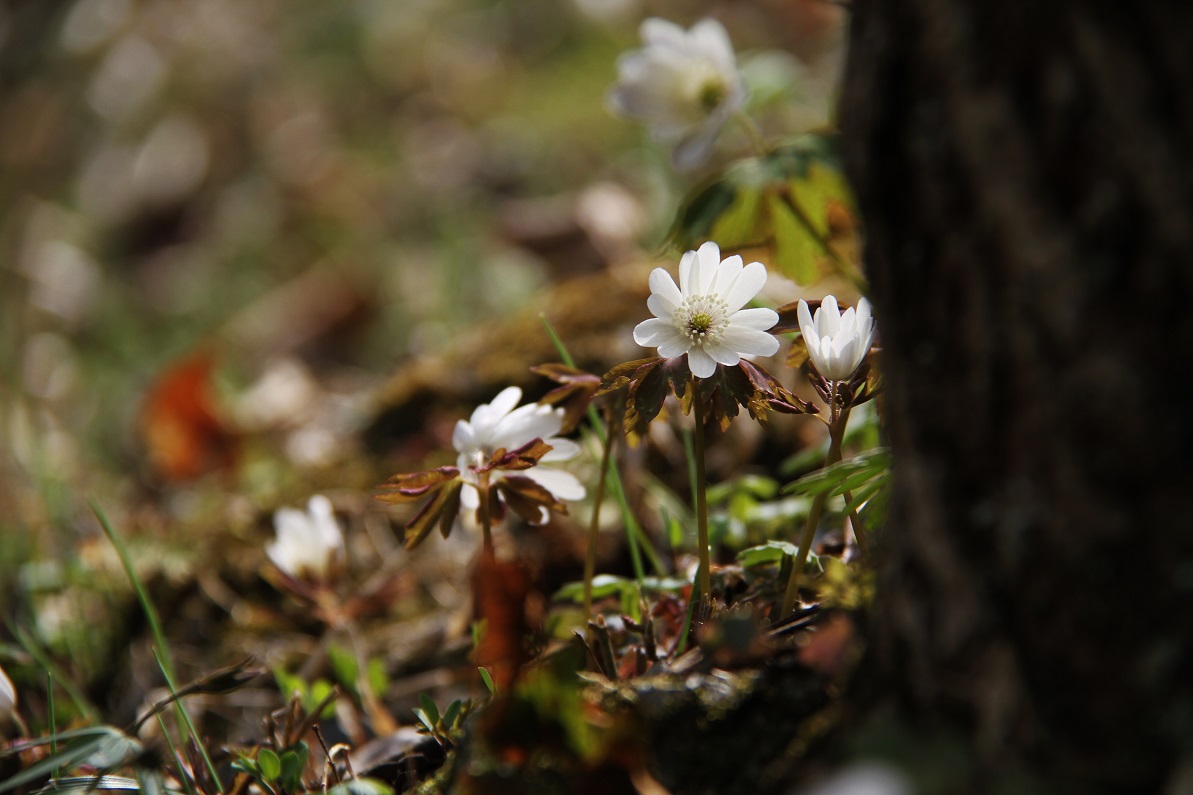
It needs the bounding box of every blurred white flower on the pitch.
[797,295,875,381]
[633,241,779,378]
[606,17,745,170]
[454,387,585,524]
[0,663,15,723]
[266,495,344,581]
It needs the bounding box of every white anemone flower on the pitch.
[606,17,745,170]
[267,495,345,581]
[633,241,780,378]
[454,387,586,524]
[797,295,876,382]
[0,663,15,723]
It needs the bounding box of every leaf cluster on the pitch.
[374,439,561,550]
[597,356,816,438]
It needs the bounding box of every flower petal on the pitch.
[460,482,479,510]
[719,326,780,357]
[640,17,686,49]
[797,300,815,339]
[647,268,683,316]
[452,419,476,454]
[687,346,717,378]
[541,436,580,462]
[635,317,682,347]
[712,254,743,295]
[657,333,692,359]
[678,249,698,295]
[703,338,742,367]
[817,295,841,337]
[721,260,768,312]
[730,306,779,330]
[689,18,736,72]
[493,404,563,451]
[694,241,722,294]
[522,467,587,502]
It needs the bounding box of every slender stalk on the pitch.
[736,111,769,157]
[477,471,494,560]
[583,411,614,613]
[781,392,849,616]
[843,496,871,559]
[692,386,712,616]
[154,649,225,794]
[91,500,174,679]
[538,314,665,580]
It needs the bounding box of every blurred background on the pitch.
[0,0,846,726]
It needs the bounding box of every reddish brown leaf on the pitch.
[532,363,601,432]
[478,438,554,474]
[374,466,461,503]
[404,480,463,550]
[140,351,238,482]
[472,557,534,694]
[497,475,567,525]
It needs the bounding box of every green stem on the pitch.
[843,494,870,559]
[91,500,175,680]
[692,386,712,616]
[583,413,614,614]
[736,111,769,157]
[153,649,225,794]
[781,394,850,616]
[538,314,665,581]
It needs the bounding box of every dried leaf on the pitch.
[531,363,600,432]
[139,352,238,481]
[497,475,567,525]
[374,466,461,504]
[472,557,534,694]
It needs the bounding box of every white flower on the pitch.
[0,663,16,723]
[453,387,586,524]
[633,241,780,378]
[797,295,875,381]
[606,17,746,170]
[266,495,345,581]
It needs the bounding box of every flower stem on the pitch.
[736,111,768,157]
[781,394,849,616]
[583,409,615,614]
[538,313,666,580]
[692,385,712,617]
[478,471,494,560]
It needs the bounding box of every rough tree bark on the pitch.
[840,2,1193,789]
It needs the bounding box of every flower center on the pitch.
[698,78,727,112]
[675,294,730,345]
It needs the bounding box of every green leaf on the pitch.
[784,448,891,498]
[257,748,281,782]
[273,668,307,702]
[479,667,496,695]
[552,574,688,604]
[418,692,440,725]
[279,745,307,791]
[367,658,389,697]
[442,699,463,729]
[0,727,141,793]
[737,540,799,568]
[413,709,437,736]
[672,133,856,286]
[328,644,360,692]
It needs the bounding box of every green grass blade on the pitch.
[90,500,174,680]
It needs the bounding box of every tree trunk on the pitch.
[839,2,1193,789]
